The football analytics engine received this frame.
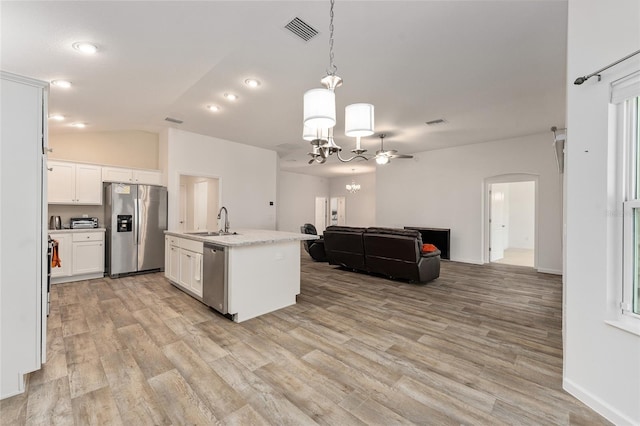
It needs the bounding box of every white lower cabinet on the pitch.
[168,243,180,283]
[50,233,72,279]
[71,233,104,275]
[164,236,203,298]
[50,230,105,284]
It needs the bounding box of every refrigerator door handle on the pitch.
[134,197,139,245]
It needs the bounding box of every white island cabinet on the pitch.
[164,229,317,322]
[165,235,203,298]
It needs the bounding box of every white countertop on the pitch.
[49,228,106,233]
[165,229,318,247]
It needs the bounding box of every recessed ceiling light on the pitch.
[51,80,72,88]
[244,78,261,88]
[207,105,220,112]
[72,42,98,54]
[224,93,238,101]
[70,122,87,128]
[49,114,65,121]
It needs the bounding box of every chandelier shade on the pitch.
[303,88,336,130]
[303,125,330,142]
[345,103,375,137]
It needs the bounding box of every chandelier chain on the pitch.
[327,0,337,76]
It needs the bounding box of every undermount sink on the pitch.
[187,231,239,236]
[187,231,220,236]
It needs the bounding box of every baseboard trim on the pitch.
[536,267,562,275]
[449,258,484,265]
[563,378,637,425]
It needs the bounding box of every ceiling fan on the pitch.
[374,134,413,165]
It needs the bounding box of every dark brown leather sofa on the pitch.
[323,226,441,283]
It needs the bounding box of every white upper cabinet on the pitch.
[48,160,102,205]
[102,166,162,185]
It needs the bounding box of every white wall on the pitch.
[508,181,535,249]
[564,0,640,424]
[329,172,376,227]
[164,128,277,231]
[276,171,329,233]
[376,133,562,272]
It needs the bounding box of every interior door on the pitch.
[179,184,187,231]
[329,197,346,226]
[194,181,208,230]
[490,184,506,261]
[315,197,327,233]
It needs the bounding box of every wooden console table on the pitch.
[405,227,451,260]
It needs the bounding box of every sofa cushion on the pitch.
[323,226,367,270]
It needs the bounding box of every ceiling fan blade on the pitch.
[389,154,413,159]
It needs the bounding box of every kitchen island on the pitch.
[164,229,317,322]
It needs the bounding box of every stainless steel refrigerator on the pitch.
[104,183,167,278]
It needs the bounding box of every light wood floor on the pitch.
[493,248,535,267]
[1,256,610,425]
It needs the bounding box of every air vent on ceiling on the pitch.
[165,117,183,124]
[285,17,318,42]
[426,118,447,126]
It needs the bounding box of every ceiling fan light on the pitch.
[345,103,374,137]
[304,88,336,130]
[376,155,390,165]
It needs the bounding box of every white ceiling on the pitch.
[1,1,568,177]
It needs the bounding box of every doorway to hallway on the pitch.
[488,179,536,267]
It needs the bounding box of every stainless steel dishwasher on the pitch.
[202,243,228,314]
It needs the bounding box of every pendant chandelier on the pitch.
[345,168,361,193]
[303,0,374,164]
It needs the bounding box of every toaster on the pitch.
[70,217,99,229]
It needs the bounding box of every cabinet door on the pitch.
[178,249,195,290]
[164,237,170,279]
[191,253,203,297]
[48,161,75,203]
[50,233,72,278]
[72,241,104,275]
[75,164,102,204]
[102,167,133,183]
[133,170,162,185]
[168,244,180,283]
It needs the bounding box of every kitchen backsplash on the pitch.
[48,205,104,229]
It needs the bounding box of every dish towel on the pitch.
[51,239,61,268]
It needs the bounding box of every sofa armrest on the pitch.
[420,249,441,258]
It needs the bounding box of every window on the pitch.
[614,71,640,317]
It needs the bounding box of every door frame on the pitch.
[483,173,539,268]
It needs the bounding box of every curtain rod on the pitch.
[574,49,640,85]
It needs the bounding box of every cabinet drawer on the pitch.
[180,238,203,253]
[167,236,180,246]
[72,232,104,242]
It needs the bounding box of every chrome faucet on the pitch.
[217,206,229,234]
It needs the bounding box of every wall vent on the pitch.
[426,118,447,126]
[285,17,318,42]
[165,117,183,124]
